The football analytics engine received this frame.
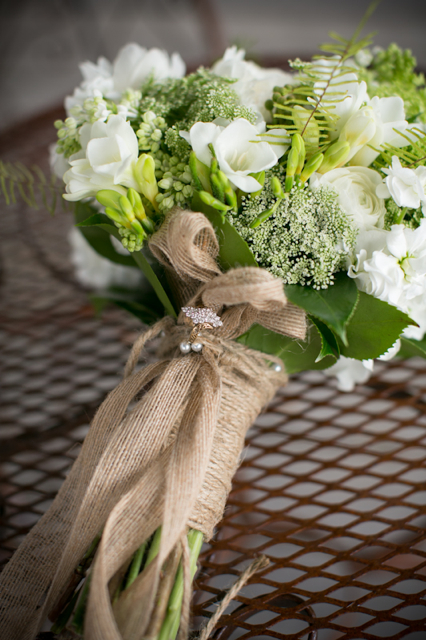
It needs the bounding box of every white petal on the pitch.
[227,173,262,192]
[189,122,223,167]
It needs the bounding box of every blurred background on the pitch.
[0,0,425,132]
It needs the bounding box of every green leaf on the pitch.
[90,289,162,325]
[399,337,426,359]
[340,292,413,360]
[237,322,337,374]
[77,212,119,237]
[285,272,359,346]
[132,251,177,318]
[310,316,340,362]
[192,192,257,270]
[75,202,177,317]
[74,203,135,267]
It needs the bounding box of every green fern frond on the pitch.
[375,127,426,169]
[0,161,67,214]
[269,1,380,155]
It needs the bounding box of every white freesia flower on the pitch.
[181,118,287,192]
[347,96,408,167]
[212,46,293,121]
[310,166,386,231]
[65,44,185,114]
[377,156,426,213]
[63,115,139,200]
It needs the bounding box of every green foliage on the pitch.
[193,192,257,270]
[384,198,423,230]
[75,202,177,317]
[0,160,67,214]
[238,322,337,374]
[238,289,414,372]
[285,272,359,345]
[74,204,135,267]
[398,336,426,359]
[375,127,426,171]
[91,288,162,325]
[310,317,340,362]
[339,292,413,360]
[358,43,426,123]
[270,3,378,154]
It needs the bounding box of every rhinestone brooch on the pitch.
[179,306,222,354]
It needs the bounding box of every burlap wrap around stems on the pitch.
[0,208,306,640]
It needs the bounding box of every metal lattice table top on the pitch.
[1,111,426,639]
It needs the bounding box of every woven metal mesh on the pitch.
[1,111,426,639]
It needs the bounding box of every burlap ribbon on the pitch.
[0,208,306,640]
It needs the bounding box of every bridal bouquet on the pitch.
[1,5,426,640]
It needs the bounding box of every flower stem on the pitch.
[50,589,80,634]
[125,541,147,590]
[146,526,162,567]
[396,206,408,224]
[72,571,92,635]
[157,529,204,640]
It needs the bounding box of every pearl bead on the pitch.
[273,363,282,372]
[191,341,203,352]
[179,341,192,354]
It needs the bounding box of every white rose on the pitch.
[212,47,293,121]
[310,166,386,231]
[377,156,426,213]
[63,115,139,201]
[181,118,287,192]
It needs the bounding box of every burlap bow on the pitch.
[0,208,306,640]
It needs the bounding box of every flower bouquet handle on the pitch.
[0,209,305,640]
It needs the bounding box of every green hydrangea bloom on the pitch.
[229,177,357,289]
[358,44,426,123]
[138,69,256,159]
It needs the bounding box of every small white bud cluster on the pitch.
[54,117,80,158]
[154,152,193,212]
[137,111,167,154]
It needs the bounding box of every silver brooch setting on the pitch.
[179,306,222,354]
